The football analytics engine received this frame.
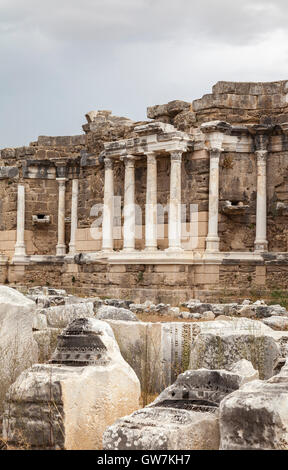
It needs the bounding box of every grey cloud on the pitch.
[1,0,288,148]
[1,0,288,45]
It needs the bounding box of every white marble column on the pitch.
[123,156,136,252]
[145,152,158,251]
[206,148,221,252]
[166,150,183,252]
[13,185,27,262]
[102,158,114,252]
[254,150,268,252]
[56,178,67,256]
[68,179,79,256]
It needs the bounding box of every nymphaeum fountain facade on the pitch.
[1,81,288,302]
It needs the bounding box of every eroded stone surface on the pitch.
[40,302,95,328]
[103,362,257,450]
[220,365,288,450]
[189,319,279,379]
[96,305,138,322]
[3,318,140,450]
[0,286,38,389]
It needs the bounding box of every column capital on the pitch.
[54,162,67,179]
[121,154,136,167]
[56,178,68,187]
[255,149,268,164]
[170,150,183,162]
[209,148,222,160]
[146,152,157,164]
[104,157,114,170]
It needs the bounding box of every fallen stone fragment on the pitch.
[3,318,140,450]
[103,362,257,450]
[32,313,48,330]
[238,305,256,318]
[104,298,133,309]
[96,305,139,321]
[220,365,288,450]
[189,319,279,379]
[202,311,215,320]
[262,316,288,331]
[41,302,95,328]
[0,286,38,384]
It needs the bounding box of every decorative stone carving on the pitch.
[3,318,140,450]
[103,362,257,450]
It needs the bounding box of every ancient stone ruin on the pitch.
[1,81,288,303]
[2,317,140,450]
[103,361,258,450]
[2,80,288,450]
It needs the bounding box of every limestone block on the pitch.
[33,328,61,363]
[151,365,258,409]
[41,302,95,328]
[0,286,38,388]
[220,372,288,450]
[32,313,48,330]
[238,305,256,318]
[103,363,258,450]
[262,316,288,331]
[202,311,215,320]
[106,320,200,392]
[103,407,219,450]
[270,305,288,317]
[189,320,279,379]
[3,318,140,450]
[96,305,139,322]
[0,166,19,179]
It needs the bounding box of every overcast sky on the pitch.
[1,0,288,148]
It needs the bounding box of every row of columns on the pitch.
[12,137,269,261]
[205,142,268,253]
[102,150,184,253]
[13,179,79,262]
[103,143,269,254]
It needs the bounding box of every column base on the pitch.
[254,240,268,252]
[205,236,220,252]
[122,248,136,253]
[165,246,183,253]
[101,248,114,254]
[12,245,29,264]
[68,244,76,257]
[12,255,30,265]
[56,245,66,256]
[144,246,158,252]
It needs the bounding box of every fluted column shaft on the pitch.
[145,153,158,251]
[167,151,183,251]
[13,185,27,262]
[56,178,67,256]
[102,158,114,252]
[68,179,79,256]
[206,149,221,252]
[254,150,268,252]
[123,156,136,251]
